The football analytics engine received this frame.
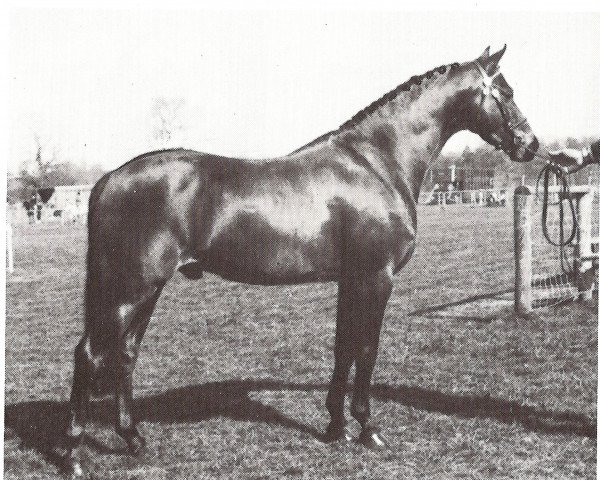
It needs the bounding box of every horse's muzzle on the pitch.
[513,135,539,162]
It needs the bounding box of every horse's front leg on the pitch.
[324,279,357,443]
[350,267,393,449]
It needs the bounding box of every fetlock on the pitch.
[117,426,146,455]
[357,425,388,450]
[324,418,351,443]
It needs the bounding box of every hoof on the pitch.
[358,429,388,450]
[61,458,87,479]
[118,428,147,456]
[323,422,352,444]
[125,433,146,456]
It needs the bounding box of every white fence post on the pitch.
[577,187,595,301]
[514,186,533,316]
[6,223,14,274]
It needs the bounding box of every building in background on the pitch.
[7,184,93,224]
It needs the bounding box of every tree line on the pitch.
[437,136,598,186]
[8,133,597,204]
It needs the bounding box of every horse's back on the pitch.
[88,146,416,286]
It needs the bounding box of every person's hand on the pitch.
[548,148,585,169]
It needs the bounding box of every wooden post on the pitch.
[514,186,533,316]
[6,223,14,274]
[576,187,594,300]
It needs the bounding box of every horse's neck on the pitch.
[348,81,461,200]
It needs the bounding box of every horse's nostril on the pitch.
[529,137,539,153]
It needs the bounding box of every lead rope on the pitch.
[535,161,579,275]
[475,61,581,277]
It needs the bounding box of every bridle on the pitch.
[475,61,579,271]
[474,60,590,169]
[475,61,531,159]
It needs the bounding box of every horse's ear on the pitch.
[487,44,507,70]
[477,46,490,63]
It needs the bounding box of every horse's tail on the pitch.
[79,172,120,394]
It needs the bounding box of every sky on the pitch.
[7,8,600,174]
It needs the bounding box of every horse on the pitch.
[62,45,538,476]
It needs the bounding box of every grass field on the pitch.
[5,205,597,479]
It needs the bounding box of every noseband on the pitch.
[475,62,580,266]
[475,61,529,157]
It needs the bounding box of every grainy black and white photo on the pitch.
[4,5,599,479]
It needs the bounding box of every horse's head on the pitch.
[456,45,539,162]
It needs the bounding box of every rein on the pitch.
[535,161,579,275]
[516,144,580,264]
[475,61,580,274]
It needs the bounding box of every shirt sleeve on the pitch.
[587,140,600,163]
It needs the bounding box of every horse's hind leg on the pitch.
[63,336,97,476]
[114,284,164,454]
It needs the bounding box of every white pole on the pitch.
[577,188,594,301]
[6,223,14,274]
[514,186,533,316]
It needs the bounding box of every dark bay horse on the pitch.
[63,46,538,476]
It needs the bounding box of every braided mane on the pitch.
[290,62,460,154]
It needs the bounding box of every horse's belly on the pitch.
[202,208,339,285]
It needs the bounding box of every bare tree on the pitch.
[10,134,103,203]
[35,134,55,187]
[151,97,187,148]
[18,134,55,190]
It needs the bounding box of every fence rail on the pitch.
[419,188,508,206]
[513,184,599,314]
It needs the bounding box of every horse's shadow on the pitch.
[5,379,596,470]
